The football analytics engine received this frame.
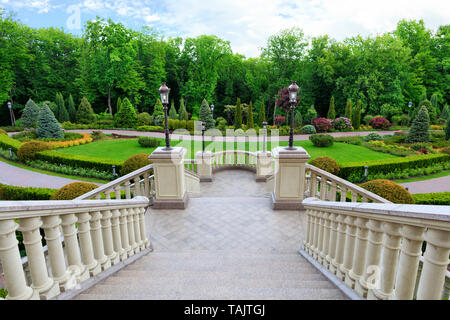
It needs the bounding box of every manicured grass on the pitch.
[57,137,398,164]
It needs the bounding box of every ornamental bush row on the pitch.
[412,192,450,205]
[0,183,55,200]
[338,153,450,181]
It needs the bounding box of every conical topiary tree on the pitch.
[345,98,352,122]
[406,105,430,143]
[55,92,70,123]
[169,101,178,120]
[152,99,164,119]
[20,98,40,128]
[36,104,64,138]
[199,99,213,129]
[76,97,96,124]
[116,97,122,115]
[234,98,242,129]
[114,97,138,128]
[258,100,266,127]
[66,94,76,123]
[327,96,336,120]
[179,98,188,121]
[440,104,449,121]
[247,101,255,129]
[294,111,303,128]
[352,100,362,130]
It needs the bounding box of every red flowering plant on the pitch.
[369,117,391,129]
[274,115,285,127]
[312,117,332,132]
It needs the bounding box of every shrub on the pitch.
[345,99,352,121]
[440,147,450,154]
[36,104,63,139]
[121,153,152,176]
[66,94,76,123]
[138,136,160,148]
[410,142,431,151]
[274,115,285,127]
[363,132,383,142]
[0,128,7,135]
[413,192,450,205]
[406,106,430,144]
[0,133,23,152]
[91,130,104,141]
[334,136,362,145]
[153,114,165,127]
[327,96,336,120]
[301,125,316,134]
[234,98,243,129]
[294,111,303,128]
[352,100,362,130]
[114,98,138,128]
[187,120,195,132]
[258,100,266,127]
[309,156,340,175]
[446,116,450,141]
[309,134,334,147]
[246,101,255,129]
[369,117,391,129]
[199,98,214,129]
[46,133,93,149]
[20,99,40,128]
[360,179,414,204]
[169,101,178,120]
[137,112,152,126]
[50,182,98,200]
[152,100,165,120]
[304,106,318,125]
[333,117,353,131]
[17,141,51,162]
[55,92,70,123]
[312,117,332,132]
[179,98,189,121]
[380,104,402,120]
[0,183,55,200]
[136,125,164,132]
[76,97,96,124]
[363,115,374,125]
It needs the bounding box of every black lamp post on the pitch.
[287,81,299,150]
[210,104,215,129]
[159,82,171,150]
[201,121,206,152]
[262,121,268,153]
[7,101,14,127]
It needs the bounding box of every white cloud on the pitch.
[7,0,54,13]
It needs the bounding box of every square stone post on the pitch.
[256,151,273,182]
[271,146,310,210]
[148,147,188,209]
[195,151,213,182]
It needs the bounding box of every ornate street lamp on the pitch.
[201,121,206,152]
[287,81,299,150]
[159,82,171,150]
[7,101,14,127]
[408,101,412,118]
[210,104,215,128]
[262,121,268,153]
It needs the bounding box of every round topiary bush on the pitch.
[309,156,340,175]
[363,132,383,142]
[138,136,160,148]
[309,134,334,147]
[17,141,51,162]
[312,117,332,132]
[50,182,98,200]
[120,153,152,176]
[301,125,316,134]
[360,179,414,204]
[369,117,391,129]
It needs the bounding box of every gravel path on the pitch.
[399,175,450,194]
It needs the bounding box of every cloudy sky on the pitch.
[1,0,449,57]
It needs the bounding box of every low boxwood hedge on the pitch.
[0,183,55,200]
[0,133,23,152]
[339,153,450,181]
[412,192,450,205]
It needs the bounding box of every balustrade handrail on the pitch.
[75,164,154,200]
[305,164,391,204]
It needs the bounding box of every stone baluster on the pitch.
[110,209,126,261]
[60,214,89,282]
[362,196,368,203]
[351,191,358,203]
[41,215,73,292]
[134,176,142,196]
[341,216,356,285]
[18,217,60,300]
[327,213,338,274]
[89,211,110,271]
[138,206,150,249]
[95,194,101,200]
[319,177,327,200]
[392,226,426,300]
[312,211,321,260]
[119,208,132,258]
[132,207,143,251]
[330,181,337,201]
[105,189,111,200]
[321,212,331,269]
[347,218,369,290]
[332,214,347,278]
[144,172,150,198]
[100,210,120,266]
[303,210,313,252]
[416,228,450,300]
[368,222,402,300]
[127,208,138,255]
[317,211,326,264]
[340,187,347,202]
[125,181,131,200]
[355,219,383,298]
[0,219,37,300]
[114,185,121,200]
[76,212,101,276]
[310,173,317,198]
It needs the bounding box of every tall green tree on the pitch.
[199,99,213,129]
[20,99,40,128]
[36,104,63,138]
[169,101,178,120]
[247,101,255,129]
[327,96,336,119]
[345,99,352,121]
[55,92,70,122]
[258,100,266,126]
[114,97,137,128]
[66,94,76,123]
[353,100,362,130]
[76,97,96,124]
[406,105,430,143]
[179,98,189,121]
[234,98,242,129]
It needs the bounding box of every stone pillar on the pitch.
[333,214,347,278]
[256,151,273,182]
[195,151,213,182]
[342,216,357,287]
[149,147,188,209]
[127,208,138,255]
[347,217,369,290]
[89,211,110,271]
[76,212,101,277]
[110,209,125,260]
[133,207,144,251]
[271,146,310,210]
[138,207,150,249]
[119,208,131,260]
[100,210,120,266]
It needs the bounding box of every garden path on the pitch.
[399,175,450,194]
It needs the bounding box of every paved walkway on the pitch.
[399,175,450,194]
[0,160,101,189]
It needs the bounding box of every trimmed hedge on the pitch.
[413,192,450,205]
[339,153,450,181]
[17,141,51,162]
[0,183,55,200]
[0,133,23,152]
[309,134,334,147]
[120,153,152,176]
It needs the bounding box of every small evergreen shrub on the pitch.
[312,117,332,132]
[294,111,303,128]
[309,156,340,175]
[17,141,51,162]
[76,97,96,124]
[66,94,76,123]
[353,100,362,130]
[120,153,152,176]
[20,99,40,128]
[169,102,178,120]
[137,112,152,126]
[138,137,160,148]
[114,97,138,128]
[50,182,98,200]
[199,99,214,129]
[406,106,430,144]
[327,96,336,120]
[363,115,374,125]
[360,179,414,204]
[301,125,316,134]
[309,134,334,147]
[413,192,450,205]
[369,117,391,129]
[152,100,165,120]
[304,106,318,125]
[36,104,63,139]
[364,133,383,142]
[55,92,70,123]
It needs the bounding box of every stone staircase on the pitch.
[73,250,347,300]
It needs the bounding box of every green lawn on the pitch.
[56,137,398,164]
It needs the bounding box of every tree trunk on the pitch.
[108,87,112,114]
